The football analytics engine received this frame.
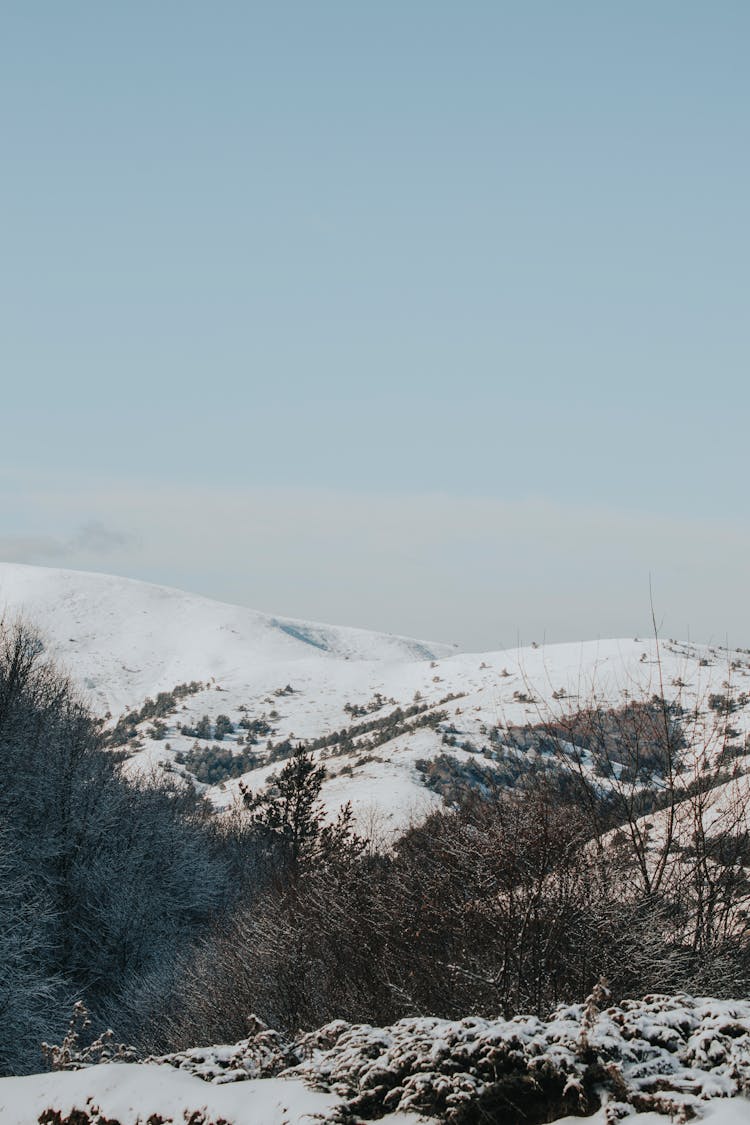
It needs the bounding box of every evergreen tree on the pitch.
[194,714,211,739]
[214,714,234,741]
[242,745,325,867]
[241,745,362,874]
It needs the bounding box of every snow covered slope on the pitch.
[0,563,453,714]
[2,562,750,833]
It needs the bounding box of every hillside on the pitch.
[2,562,750,832]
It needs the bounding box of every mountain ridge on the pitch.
[2,561,749,833]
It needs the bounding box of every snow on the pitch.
[0,1062,438,1124]
[0,562,453,715]
[555,1105,750,1125]
[2,562,750,834]
[0,1064,339,1124]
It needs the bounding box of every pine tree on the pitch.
[242,745,325,867]
[241,744,362,874]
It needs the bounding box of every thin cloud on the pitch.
[70,520,135,554]
[0,521,136,564]
[0,534,70,563]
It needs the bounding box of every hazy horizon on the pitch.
[2,487,747,653]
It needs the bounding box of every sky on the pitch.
[2,2,749,650]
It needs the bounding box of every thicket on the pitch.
[104,681,204,747]
[175,741,261,784]
[158,679,750,1052]
[304,696,459,758]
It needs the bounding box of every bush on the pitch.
[176,742,260,784]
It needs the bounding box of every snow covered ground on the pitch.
[3,1066,745,1123]
[2,562,750,834]
[0,1066,340,1125]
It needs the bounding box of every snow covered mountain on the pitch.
[2,561,750,833]
[0,562,455,713]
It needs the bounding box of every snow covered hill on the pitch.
[0,562,454,713]
[2,561,750,833]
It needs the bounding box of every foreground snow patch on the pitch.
[0,1063,340,1125]
[0,1063,748,1125]
[554,1104,750,1125]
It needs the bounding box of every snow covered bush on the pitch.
[41,1003,138,1071]
[156,991,750,1123]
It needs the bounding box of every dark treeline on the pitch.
[159,790,750,1055]
[3,617,750,1076]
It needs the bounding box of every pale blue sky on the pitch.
[2,3,749,648]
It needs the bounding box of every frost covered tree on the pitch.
[0,827,68,1074]
[0,618,254,1071]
